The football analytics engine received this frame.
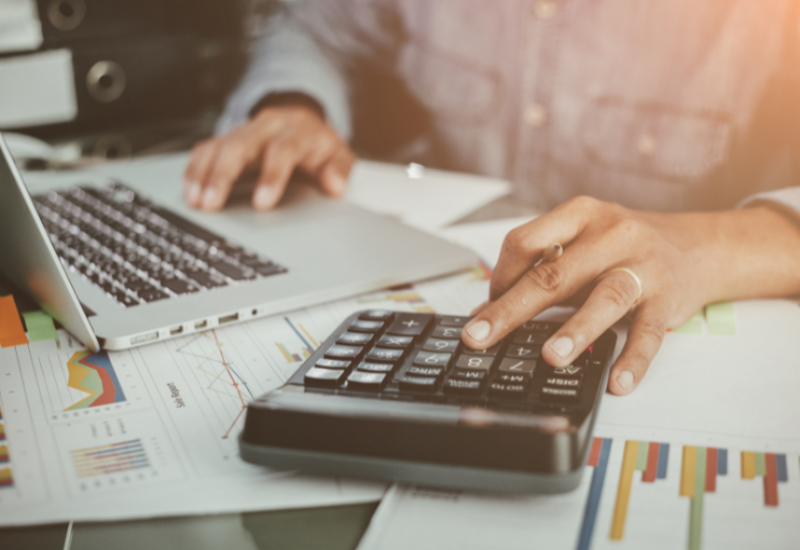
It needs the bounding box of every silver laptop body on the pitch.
[0,133,476,350]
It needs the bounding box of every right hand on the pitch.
[183,104,355,211]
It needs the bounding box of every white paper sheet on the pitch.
[0,0,43,53]
[345,160,511,231]
[438,216,537,267]
[357,299,800,550]
[0,49,78,128]
[0,268,492,526]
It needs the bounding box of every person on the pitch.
[183,0,800,396]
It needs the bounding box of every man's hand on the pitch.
[462,196,800,396]
[183,104,355,211]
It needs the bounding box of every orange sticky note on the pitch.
[0,295,29,348]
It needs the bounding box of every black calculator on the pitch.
[239,310,617,493]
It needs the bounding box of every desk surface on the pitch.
[0,192,537,550]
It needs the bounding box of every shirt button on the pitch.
[533,0,557,19]
[638,134,656,156]
[524,103,547,127]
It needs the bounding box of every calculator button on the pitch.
[386,314,432,336]
[398,376,437,393]
[422,338,459,353]
[358,362,395,373]
[407,366,445,378]
[520,321,555,332]
[413,351,452,368]
[497,358,537,376]
[365,347,404,363]
[305,367,346,387]
[350,320,384,333]
[505,345,541,359]
[443,378,482,396]
[488,382,527,400]
[455,355,493,371]
[325,345,363,359]
[460,342,501,356]
[541,387,578,401]
[432,326,462,339]
[360,310,394,321]
[347,371,386,390]
[496,373,529,385]
[512,331,548,345]
[315,358,351,370]
[439,316,469,327]
[546,377,581,387]
[549,363,584,377]
[377,335,414,349]
[336,331,374,346]
[452,369,488,381]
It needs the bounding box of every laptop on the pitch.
[0,132,476,351]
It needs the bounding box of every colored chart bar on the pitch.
[0,468,13,488]
[22,310,58,342]
[657,443,670,479]
[0,295,29,348]
[705,447,718,493]
[643,442,660,482]
[742,451,787,507]
[681,446,728,550]
[610,440,668,540]
[71,439,150,478]
[776,454,787,482]
[764,453,778,507]
[705,302,736,335]
[0,445,8,464]
[717,448,728,475]
[577,438,612,550]
[742,451,756,479]
[0,424,5,441]
[673,310,703,334]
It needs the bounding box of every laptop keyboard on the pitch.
[32,182,287,308]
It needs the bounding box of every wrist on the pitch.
[249,92,325,121]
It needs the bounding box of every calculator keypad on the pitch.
[292,310,602,409]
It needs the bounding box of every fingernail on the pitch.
[201,187,219,209]
[253,185,276,210]
[549,336,574,358]
[186,181,201,205]
[617,371,634,391]
[466,320,491,342]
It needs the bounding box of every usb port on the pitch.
[219,313,239,325]
[194,320,208,330]
[131,331,158,345]
[169,326,184,336]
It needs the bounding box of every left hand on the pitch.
[461,196,800,395]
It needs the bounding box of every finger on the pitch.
[252,138,305,210]
[297,129,354,197]
[541,270,641,367]
[463,238,609,349]
[469,300,490,316]
[607,308,667,395]
[183,139,221,207]
[201,125,272,211]
[490,197,596,301]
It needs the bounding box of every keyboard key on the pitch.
[377,335,414,349]
[541,387,578,401]
[160,277,196,295]
[461,342,501,356]
[304,367,346,387]
[358,362,395,373]
[545,377,581,387]
[407,366,445,378]
[316,358,351,370]
[252,262,287,277]
[422,338,459,353]
[432,326,462,339]
[208,259,252,281]
[439,316,469,327]
[496,373,529,385]
[452,369,488,381]
[443,378,482,396]
[413,351,452,368]
[185,269,227,289]
[138,288,170,303]
[398,376,437,393]
[324,345,363,359]
[347,371,386,391]
[488,382,527,400]
[349,320,384,333]
[112,291,139,308]
[505,345,541,359]
[336,332,374,346]
[365,348,404,363]
[455,355,493,371]
[512,331,548,345]
[497,358,537,376]
[386,313,432,336]
[360,310,394,321]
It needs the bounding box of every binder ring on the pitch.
[86,61,127,104]
[47,0,86,32]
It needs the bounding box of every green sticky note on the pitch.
[674,310,703,334]
[22,311,58,342]
[705,302,736,335]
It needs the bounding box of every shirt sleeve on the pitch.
[738,186,800,223]
[215,0,402,141]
